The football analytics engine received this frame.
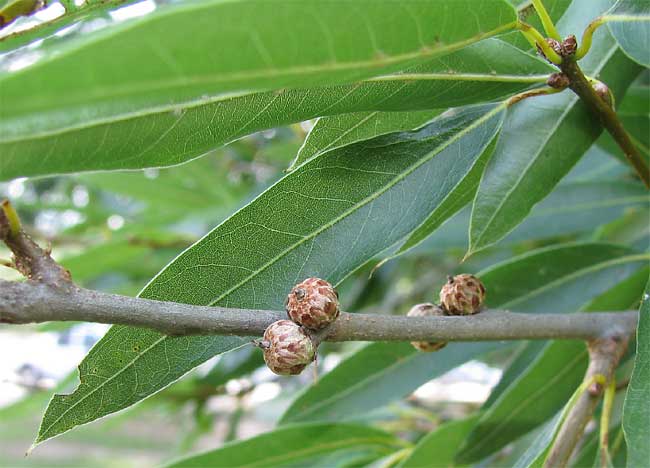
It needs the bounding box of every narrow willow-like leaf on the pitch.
[481,341,547,409]
[468,0,641,255]
[0,37,550,181]
[279,341,504,425]
[456,341,588,464]
[606,0,650,67]
[35,104,504,445]
[289,39,552,169]
[165,423,402,468]
[400,416,479,467]
[0,0,518,180]
[622,280,650,467]
[481,243,648,313]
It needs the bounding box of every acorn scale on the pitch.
[286,277,339,330]
[439,274,486,315]
[261,320,315,376]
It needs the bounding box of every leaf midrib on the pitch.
[0,69,535,144]
[3,22,517,113]
[236,436,398,468]
[500,253,650,309]
[530,194,649,216]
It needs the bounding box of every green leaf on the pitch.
[468,0,642,254]
[480,242,649,313]
[289,38,553,169]
[504,180,649,243]
[400,415,479,468]
[0,1,518,180]
[623,279,650,467]
[606,0,650,68]
[456,341,588,464]
[279,341,504,425]
[512,412,563,468]
[35,104,504,445]
[481,341,547,409]
[165,423,402,468]
[408,149,643,255]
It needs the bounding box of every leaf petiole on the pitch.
[517,22,562,64]
[532,0,561,40]
[575,17,606,60]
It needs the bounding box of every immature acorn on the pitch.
[261,320,316,375]
[439,274,486,315]
[286,277,339,330]
[407,303,447,352]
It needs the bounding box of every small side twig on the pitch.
[544,336,629,467]
[558,51,650,188]
[0,200,72,287]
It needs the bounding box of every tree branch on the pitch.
[0,279,638,342]
[558,55,650,188]
[544,336,629,467]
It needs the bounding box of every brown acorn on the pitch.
[407,303,447,352]
[439,274,486,315]
[286,277,339,330]
[261,320,315,376]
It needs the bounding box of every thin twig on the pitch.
[0,200,72,286]
[544,336,629,467]
[559,56,650,188]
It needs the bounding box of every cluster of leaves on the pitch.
[0,0,648,466]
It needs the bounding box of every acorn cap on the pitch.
[439,274,486,315]
[262,320,316,375]
[286,277,339,330]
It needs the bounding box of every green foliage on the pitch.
[0,0,648,466]
[607,0,650,68]
[0,0,517,180]
[279,341,505,425]
[623,280,650,466]
[166,423,404,467]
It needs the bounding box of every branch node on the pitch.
[0,199,73,288]
[547,72,570,89]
